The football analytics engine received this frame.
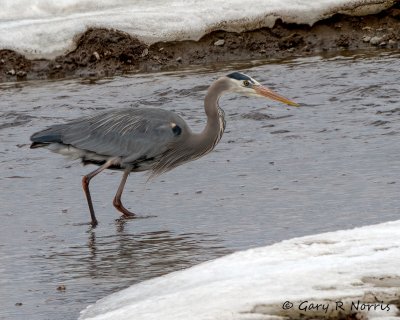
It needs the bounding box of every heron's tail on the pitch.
[30,125,64,149]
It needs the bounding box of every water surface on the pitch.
[1,52,400,320]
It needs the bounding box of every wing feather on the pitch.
[58,108,189,164]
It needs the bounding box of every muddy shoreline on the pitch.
[0,3,399,83]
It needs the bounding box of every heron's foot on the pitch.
[115,214,157,226]
[91,219,99,227]
[71,219,98,228]
[72,221,95,226]
[120,211,135,219]
[113,198,136,219]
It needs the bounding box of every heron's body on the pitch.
[30,72,298,226]
[31,107,199,174]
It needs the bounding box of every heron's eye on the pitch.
[243,80,250,87]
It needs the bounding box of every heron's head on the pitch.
[226,72,299,107]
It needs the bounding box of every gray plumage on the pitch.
[30,73,298,226]
[32,108,193,175]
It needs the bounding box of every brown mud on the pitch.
[0,3,399,83]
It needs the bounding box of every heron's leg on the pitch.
[82,159,117,226]
[113,166,135,218]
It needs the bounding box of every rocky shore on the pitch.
[0,3,399,83]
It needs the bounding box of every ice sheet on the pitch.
[80,220,400,320]
[0,0,394,58]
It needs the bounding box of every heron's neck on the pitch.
[199,78,229,149]
[151,78,231,176]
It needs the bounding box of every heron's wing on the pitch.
[59,108,188,163]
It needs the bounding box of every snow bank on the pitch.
[80,219,400,320]
[0,0,394,58]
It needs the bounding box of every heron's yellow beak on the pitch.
[254,85,299,107]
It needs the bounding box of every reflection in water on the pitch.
[24,229,230,320]
[83,229,229,280]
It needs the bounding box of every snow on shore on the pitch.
[80,220,400,320]
[0,0,394,58]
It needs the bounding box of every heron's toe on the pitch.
[113,198,136,218]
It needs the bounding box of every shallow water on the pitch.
[1,52,400,320]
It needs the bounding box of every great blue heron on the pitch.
[30,72,298,226]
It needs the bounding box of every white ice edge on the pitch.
[79,219,400,320]
[0,0,395,59]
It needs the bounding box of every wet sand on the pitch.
[1,52,400,319]
[0,3,399,82]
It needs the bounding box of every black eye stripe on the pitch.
[226,72,252,82]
